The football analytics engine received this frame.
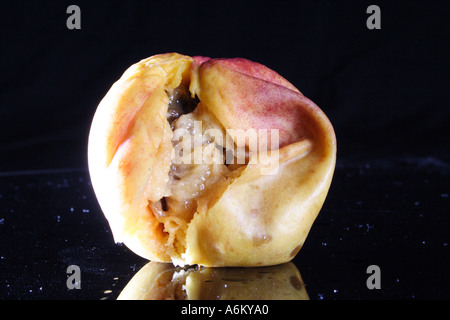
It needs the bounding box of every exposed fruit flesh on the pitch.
[149,82,246,259]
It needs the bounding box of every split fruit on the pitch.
[88,53,336,267]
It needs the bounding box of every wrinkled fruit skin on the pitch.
[88,53,336,267]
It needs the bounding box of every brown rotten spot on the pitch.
[88,53,336,267]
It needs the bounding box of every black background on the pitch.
[1,0,450,300]
[1,0,449,171]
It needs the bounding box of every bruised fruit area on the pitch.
[88,53,336,267]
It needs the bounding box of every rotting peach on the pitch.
[88,53,336,267]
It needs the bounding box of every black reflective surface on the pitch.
[1,157,449,300]
[1,1,449,301]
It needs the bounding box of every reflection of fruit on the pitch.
[117,261,308,300]
[88,53,336,267]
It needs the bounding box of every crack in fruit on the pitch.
[150,81,247,259]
